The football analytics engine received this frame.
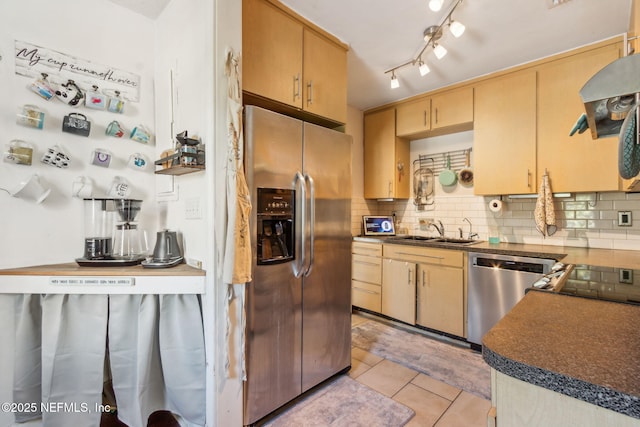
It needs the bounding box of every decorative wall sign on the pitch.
[15,40,140,102]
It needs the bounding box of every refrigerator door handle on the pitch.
[303,173,316,277]
[293,171,306,278]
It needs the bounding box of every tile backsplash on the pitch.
[352,191,640,251]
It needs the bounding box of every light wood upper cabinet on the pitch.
[537,44,621,193]
[364,109,410,199]
[303,29,347,124]
[243,0,303,109]
[431,86,473,130]
[242,0,348,124]
[474,70,537,195]
[396,98,430,137]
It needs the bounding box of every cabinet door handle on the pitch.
[293,74,301,101]
[526,169,531,188]
[423,110,427,127]
[422,270,426,288]
[435,108,439,124]
[307,80,313,105]
[407,266,412,286]
[388,181,393,197]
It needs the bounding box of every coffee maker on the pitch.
[76,198,147,266]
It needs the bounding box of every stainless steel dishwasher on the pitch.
[467,252,556,347]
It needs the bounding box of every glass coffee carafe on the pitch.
[112,199,147,262]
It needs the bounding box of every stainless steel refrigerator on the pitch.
[243,106,352,425]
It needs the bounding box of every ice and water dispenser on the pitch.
[256,188,294,264]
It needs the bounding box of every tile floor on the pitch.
[349,313,491,427]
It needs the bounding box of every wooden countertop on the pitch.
[0,262,205,276]
[0,262,206,294]
[482,290,640,419]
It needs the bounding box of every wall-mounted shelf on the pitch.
[154,151,205,176]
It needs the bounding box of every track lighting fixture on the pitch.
[385,0,465,86]
[390,71,400,89]
[433,43,447,59]
[429,0,444,12]
[449,19,465,38]
[418,60,430,76]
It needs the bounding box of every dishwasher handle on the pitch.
[473,257,549,274]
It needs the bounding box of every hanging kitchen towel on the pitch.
[41,294,107,427]
[108,295,166,427]
[221,47,251,381]
[158,295,206,425]
[13,294,42,423]
[223,47,252,285]
[534,173,557,237]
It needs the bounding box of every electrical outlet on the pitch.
[618,211,632,227]
[185,197,202,219]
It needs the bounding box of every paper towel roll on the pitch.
[489,199,503,213]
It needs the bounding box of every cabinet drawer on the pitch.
[383,244,463,267]
[352,241,383,256]
[352,254,382,284]
[352,280,381,312]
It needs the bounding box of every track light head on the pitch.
[449,20,465,37]
[390,72,400,89]
[433,43,447,59]
[418,60,430,76]
[428,0,444,12]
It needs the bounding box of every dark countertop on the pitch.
[482,290,640,419]
[353,236,640,269]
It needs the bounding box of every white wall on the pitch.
[0,0,157,268]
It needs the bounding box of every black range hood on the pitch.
[580,53,640,139]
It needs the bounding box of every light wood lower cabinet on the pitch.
[379,244,465,334]
[416,264,464,337]
[381,258,416,324]
[491,369,640,426]
[351,242,382,312]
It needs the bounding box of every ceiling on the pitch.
[107,0,632,111]
[280,0,632,111]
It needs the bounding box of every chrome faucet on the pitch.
[429,220,445,237]
[463,217,479,240]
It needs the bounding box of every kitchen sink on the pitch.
[390,236,482,245]
[436,238,483,245]
[392,236,441,241]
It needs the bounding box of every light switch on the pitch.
[618,211,632,226]
[185,197,202,219]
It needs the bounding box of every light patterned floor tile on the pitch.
[351,313,369,327]
[352,346,384,366]
[412,373,462,401]
[349,357,372,379]
[434,391,491,427]
[355,359,418,397]
[394,383,452,427]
